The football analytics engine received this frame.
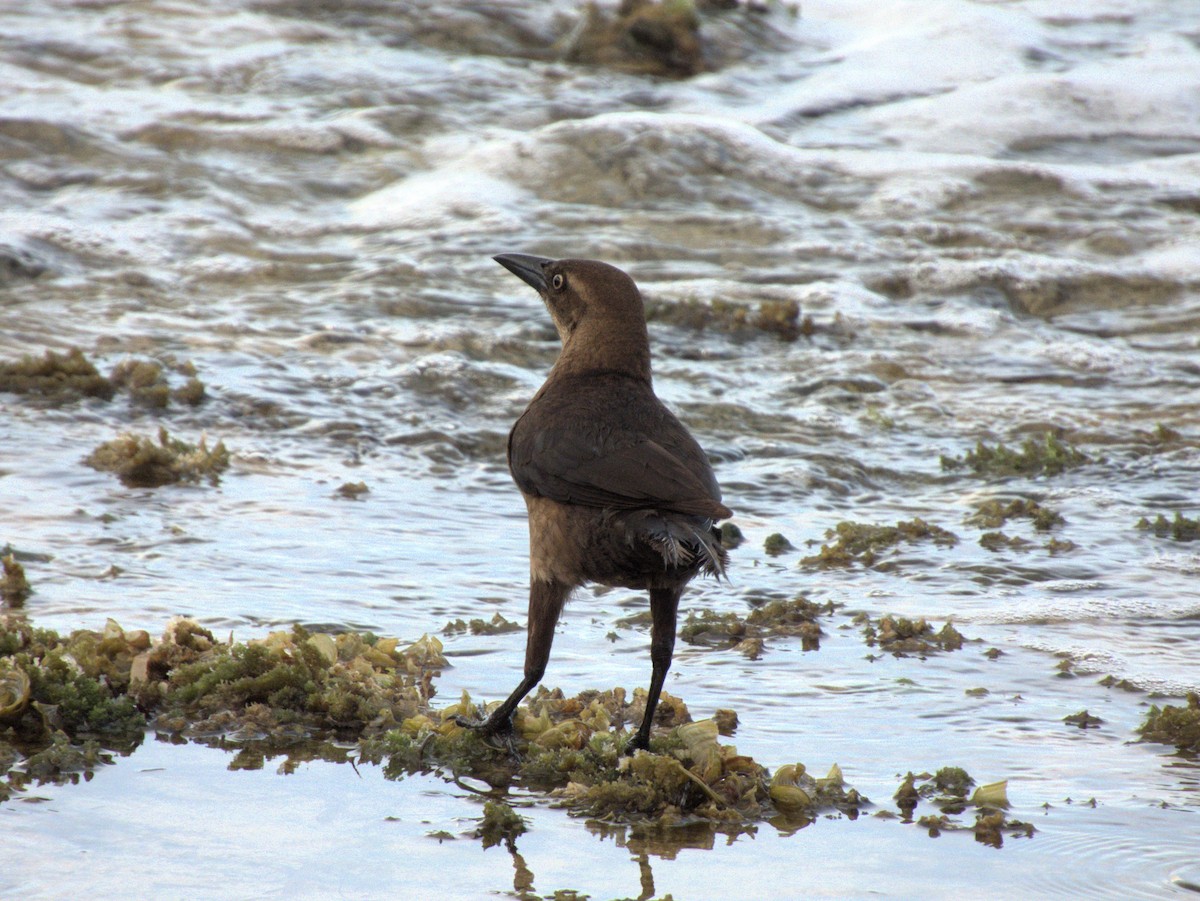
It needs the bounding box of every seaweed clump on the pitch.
[941,433,1089,478]
[1138,693,1200,753]
[856,613,966,658]
[893,769,1029,846]
[86,427,229,487]
[108,358,205,408]
[679,596,828,657]
[718,522,745,548]
[361,686,865,831]
[1,555,32,603]
[0,348,115,403]
[802,519,958,570]
[0,614,455,802]
[1136,512,1200,542]
[563,0,705,78]
[336,481,369,500]
[763,532,795,555]
[646,296,810,341]
[153,625,448,743]
[1,616,147,799]
[978,531,1032,552]
[444,613,523,636]
[967,498,1064,531]
[0,348,205,408]
[476,799,528,850]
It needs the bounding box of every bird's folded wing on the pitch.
[512,427,729,519]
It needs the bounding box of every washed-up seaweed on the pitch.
[1,614,864,829]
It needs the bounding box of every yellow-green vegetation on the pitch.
[476,799,528,850]
[336,481,369,499]
[0,348,205,408]
[1098,674,1139,692]
[893,769,1028,846]
[1138,692,1200,752]
[1131,422,1183,452]
[109,358,204,408]
[978,531,1034,552]
[718,522,744,548]
[361,685,865,829]
[646,296,811,341]
[1045,537,1077,554]
[0,617,147,801]
[444,613,523,636]
[3,615,870,830]
[0,347,115,402]
[1136,512,1200,542]
[856,613,966,657]
[941,433,1089,477]
[679,596,828,657]
[801,518,958,570]
[86,427,229,487]
[763,532,794,555]
[967,498,1064,531]
[1064,710,1103,729]
[562,0,704,78]
[1,555,32,602]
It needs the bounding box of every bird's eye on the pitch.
[551,273,565,291]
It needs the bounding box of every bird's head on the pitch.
[494,253,651,380]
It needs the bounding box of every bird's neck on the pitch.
[554,322,652,382]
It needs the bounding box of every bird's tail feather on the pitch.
[625,511,728,579]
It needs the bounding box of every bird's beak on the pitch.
[494,253,554,293]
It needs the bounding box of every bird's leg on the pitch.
[457,578,567,749]
[625,586,682,755]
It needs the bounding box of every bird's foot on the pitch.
[455,712,522,759]
[622,731,651,757]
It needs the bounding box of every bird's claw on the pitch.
[622,732,650,757]
[455,714,522,760]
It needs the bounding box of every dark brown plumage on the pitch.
[457,253,730,754]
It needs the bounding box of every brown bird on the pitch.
[457,253,731,754]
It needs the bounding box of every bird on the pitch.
[456,253,731,755]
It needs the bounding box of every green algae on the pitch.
[893,768,1026,845]
[1131,422,1184,453]
[967,498,1064,531]
[1064,710,1103,729]
[109,359,172,408]
[1136,512,1200,542]
[763,532,794,555]
[86,426,229,487]
[156,626,446,738]
[1,554,32,603]
[477,800,529,850]
[0,347,206,408]
[1138,692,1200,753]
[857,613,966,658]
[718,522,744,549]
[679,596,827,657]
[645,296,811,341]
[13,614,1102,845]
[336,481,370,499]
[1045,537,1078,554]
[0,348,115,403]
[802,518,958,570]
[1,616,147,798]
[444,613,523,636]
[562,0,704,78]
[978,531,1033,552]
[941,432,1089,478]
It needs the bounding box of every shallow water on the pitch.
[3,0,1200,897]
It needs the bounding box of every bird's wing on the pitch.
[509,423,730,519]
